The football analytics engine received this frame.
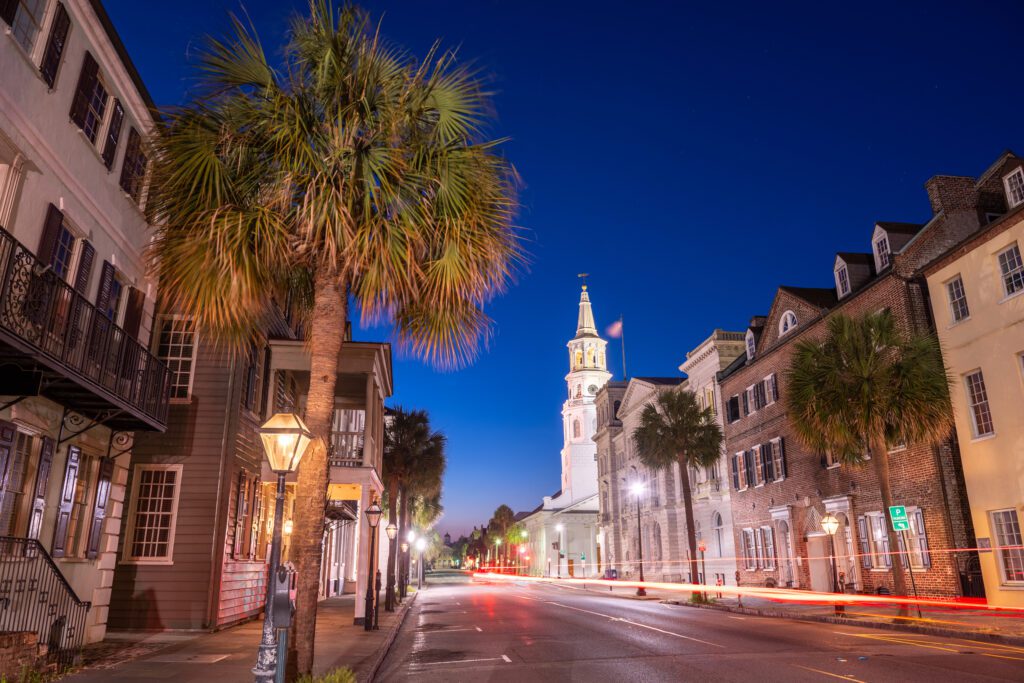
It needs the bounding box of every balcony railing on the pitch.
[329,432,364,467]
[0,227,169,429]
[0,537,90,668]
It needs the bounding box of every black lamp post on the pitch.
[253,413,313,683]
[364,500,382,631]
[384,523,398,611]
[631,482,646,597]
[821,513,845,616]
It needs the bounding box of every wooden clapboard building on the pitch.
[0,0,168,659]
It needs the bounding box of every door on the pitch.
[777,520,795,588]
[807,535,832,592]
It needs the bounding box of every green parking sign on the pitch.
[889,505,910,532]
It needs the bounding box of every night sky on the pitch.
[105,0,1024,537]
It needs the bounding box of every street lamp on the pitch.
[253,413,313,683]
[363,500,383,631]
[631,482,647,597]
[697,539,708,602]
[416,537,427,589]
[555,523,564,579]
[494,538,503,573]
[385,523,398,611]
[820,513,844,616]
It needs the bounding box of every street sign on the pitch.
[889,505,910,532]
[581,552,586,561]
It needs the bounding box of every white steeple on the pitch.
[559,284,612,504]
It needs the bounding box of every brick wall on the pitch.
[0,632,44,681]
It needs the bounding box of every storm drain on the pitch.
[146,653,231,664]
[410,649,467,664]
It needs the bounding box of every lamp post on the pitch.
[820,513,844,616]
[555,524,564,579]
[631,482,646,597]
[385,523,398,611]
[402,530,416,597]
[363,500,382,631]
[416,537,427,589]
[697,539,708,602]
[494,538,502,573]
[252,413,313,683]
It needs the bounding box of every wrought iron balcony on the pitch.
[0,227,169,430]
[328,431,365,467]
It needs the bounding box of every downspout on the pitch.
[205,354,238,629]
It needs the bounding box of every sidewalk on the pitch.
[63,593,415,683]
[543,580,1024,644]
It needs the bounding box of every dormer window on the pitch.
[779,310,798,336]
[836,265,850,297]
[745,329,756,361]
[875,236,891,269]
[1005,167,1024,208]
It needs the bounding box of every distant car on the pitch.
[603,568,618,580]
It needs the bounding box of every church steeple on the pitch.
[576,285,598,338]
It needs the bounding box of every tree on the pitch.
[488,504,515,570]
[633,389,722,600]
[383,407,430,610]
[148,3,519,674]
[786,311,952,609]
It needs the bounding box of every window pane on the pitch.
[158,318,196,399]
[129,468,179,559]
[946,276,969,322]
[993,510,1024,582]
[964,371,994,436]
[999,245,1024,296]
[12,0,46,52]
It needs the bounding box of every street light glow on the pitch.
[630,482,645,496]
[555,523,564,532]
[821,513,839,536]
[415,537,427,552]
[407,530,417,543]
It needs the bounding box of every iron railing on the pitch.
[0,227,169,427]
[0,537,90,668]
[329,432,364,467]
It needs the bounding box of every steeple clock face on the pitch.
[587,384,598,395]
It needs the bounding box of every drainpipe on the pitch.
[205,354,238,628]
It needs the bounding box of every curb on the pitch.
[667,599,1024,646]
[363,592,417,683]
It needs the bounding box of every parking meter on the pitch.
[272,563,295,628]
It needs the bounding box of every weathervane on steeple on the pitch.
[577,272,589,290]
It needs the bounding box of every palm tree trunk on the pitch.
[678,460,701,601]
[290,272,347,677]
[398,486,410,598]
[385,480,399,611]
[869,439,910,616]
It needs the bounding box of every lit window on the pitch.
[123,465,182,562]
[157,316,197,400]
[742,529,757,570]
[1005,168,1024,208]
[991,509,1024,584]
[964,370,994,437]
[779,311,798,336]
[946,275,970,323]
[10,0,45,53]
[50,222,77,280]
[745,330,756,360]
[998,244,1024,297]
[836,266,850,296]
[875,237,891,269]
[81,76,109,144]
[64,452,98,559]
[0,432,34,536]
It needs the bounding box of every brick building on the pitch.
[717,153,1018,598]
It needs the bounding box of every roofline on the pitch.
[88,0,158,119]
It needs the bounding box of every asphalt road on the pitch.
[375,571,1024,682]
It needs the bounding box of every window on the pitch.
[745,330,756,360]
[81,75,109,143]
[157,316,197,400]
[64,452,98,559]
[573,419,581,439]
[50,220,77,280]
[0,432,35,536]
[726,395,740,423]
[119,127,148,204]
[760,526,776,569]
[712,512,723,557]
[742,529,757,570]
[779,310,798,336]
[752,445,764,486]
[964,370,994,437]
[1005,167,1024,208]
[770,437,786,481]
[767,374,779,403]
[731,452,747,490]
[102,273,124,322]
[946,275,970,323]
[10,0,45,52]
[836,266,850,297]
[864,513,892,569]
[704,386,716,416]
[39,2,70,89]
[998,243,1024,297]
[898,509,931,570]
[875,236,891,269]
[69,52,109,145]
[124,465,182,562]
[991,509,1024,584]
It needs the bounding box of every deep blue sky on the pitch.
[106,0,1024,537]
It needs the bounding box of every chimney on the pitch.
[924,175,977,215]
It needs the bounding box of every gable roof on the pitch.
[634,376,686,386]
[875,221,923,237]
[836,252,875,267]
[777,286,837,310]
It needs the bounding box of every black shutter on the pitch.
[119,127,145,199]
[27,437,55,540]
[95,261,115,314]
[259,346,272,416]
[741,391,749,416]
[762,442,774,481]
[51,445,81,558]
[0,0,16,26]
[0,421,15,518]
[73,240,94,294]
[39,2,71,89]
[771,374,779,401]
[122,287,145,338]
[730,454,740,490]
[233,470,246,557]
[69,51,99,131]
[743,450,755,487]
[101,99,124,169]
[85,457,113,559]
[777,438,787,478]
[38,203,64,265]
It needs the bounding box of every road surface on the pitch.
[376,571,1024,682]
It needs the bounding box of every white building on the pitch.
[520,285,611,577]
[0,0,165,653]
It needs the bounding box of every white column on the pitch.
[353,489,370,622]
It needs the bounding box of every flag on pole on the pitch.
[606,318,623,339]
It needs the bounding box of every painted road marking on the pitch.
[547,601,724,648]
[476,626,483,632]
[845,632,1024,661]
[728,616,747,620]
[501,654,512,662]
[410,654,512,669]
[793,664,867,682]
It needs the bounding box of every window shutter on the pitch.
[233,470,247,558]
[896,530,908,569]
[95,261,115,315]
[0,0,16,26]
[259,346,272,416]
[101,99,124,169]
[857,517,872,568]
[743,450,755,487]
[85,457,114,559]
[69,52,99,130]
[730,454,740,490]
[771,374,779,401]
[51,445,81,558]
[248,477,262,558]
[39,2,71,89]
[26,436,55,540]
[121,286,145,339]
[762,442,774,481]
[742,391,749,416]
[0,421,16,516]
[73,240,95,294]
[777,438,787,478]
[38,203,64,266]
[914,510,931,568]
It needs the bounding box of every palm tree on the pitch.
[489,504,514,571]
[633,389,722,600]
[398,428,445,595]
[383,407,429,610]
[786,311,951,606]
[148,3,520,674]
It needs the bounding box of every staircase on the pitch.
[0,537,90,667]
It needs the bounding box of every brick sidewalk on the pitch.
[61,593,415,683]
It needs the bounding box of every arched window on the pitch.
[613,400,621,417]
[713,512,724,557]
[573,419,581,439]
[779,310,798,336]
[574,349,583,367]
[586,347,595,366]
[745,329,756,360]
